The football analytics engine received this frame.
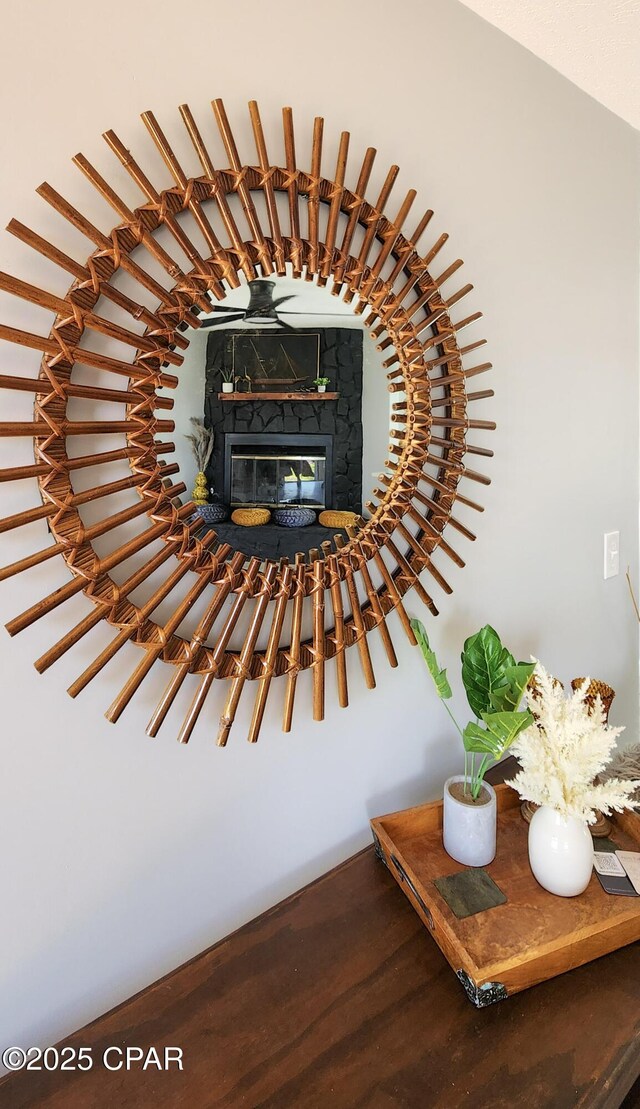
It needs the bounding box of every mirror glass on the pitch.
[157,270,392,561]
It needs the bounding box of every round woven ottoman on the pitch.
[318,510,358,529]
[231,508,271,527]
[273,507,316,528]
[196,503,229,524]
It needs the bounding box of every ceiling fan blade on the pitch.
[271,319,299,333]
[278,310,354,317]
[199,311,249,328]
[202,304,247,314]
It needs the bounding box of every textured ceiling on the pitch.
[457,0,640,130]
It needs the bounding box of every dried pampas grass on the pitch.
[599,743,640,803]
[185,418,214,471]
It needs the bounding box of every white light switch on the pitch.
[604,531,620,580]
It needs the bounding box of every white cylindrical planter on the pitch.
[442,775,497,867]
[317,384,327,393]
[222,381,234,393]
[528,805,593,897]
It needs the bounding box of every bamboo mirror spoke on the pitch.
[0,99,494,744]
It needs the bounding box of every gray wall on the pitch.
[0,0,638,1058]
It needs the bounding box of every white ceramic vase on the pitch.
[317,384,327,393]
[442,775,497,867]
[222,381,234,393]
[528,805,593,897]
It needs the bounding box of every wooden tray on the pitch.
[371,784,640,1007]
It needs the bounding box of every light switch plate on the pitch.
[604,531,620,579]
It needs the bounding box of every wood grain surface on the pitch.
[372,785,640,999]
[0,843,639,1109]
[217,391,340,401]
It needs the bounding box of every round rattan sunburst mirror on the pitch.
[0,99,494,745]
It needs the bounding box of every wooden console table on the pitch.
[2,838,639,1107]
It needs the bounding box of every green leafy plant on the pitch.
[411,620,534,801]
[313,376,330,387]
[220,367,234,383]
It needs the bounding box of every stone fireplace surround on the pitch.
[204,327,364,516]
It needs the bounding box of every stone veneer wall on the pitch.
[204,328,363,514]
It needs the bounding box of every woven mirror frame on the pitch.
[0,99,494,744]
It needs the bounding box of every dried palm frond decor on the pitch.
[507,663,639,897]
[521,674,618,834]
[507,665,637,824]
[0,98,494,745]
[185,418,214,505]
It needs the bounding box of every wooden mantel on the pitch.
[218,391,339,402]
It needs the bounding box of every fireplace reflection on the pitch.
[224,433,333,510]
[231,450,326,508]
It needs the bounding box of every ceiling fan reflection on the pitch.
[199,279,350,331]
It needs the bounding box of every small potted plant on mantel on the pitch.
[221,368,235,393]
[313,376,330,393]
[411,620,534,867]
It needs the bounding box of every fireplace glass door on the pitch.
[224,434,333,509]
